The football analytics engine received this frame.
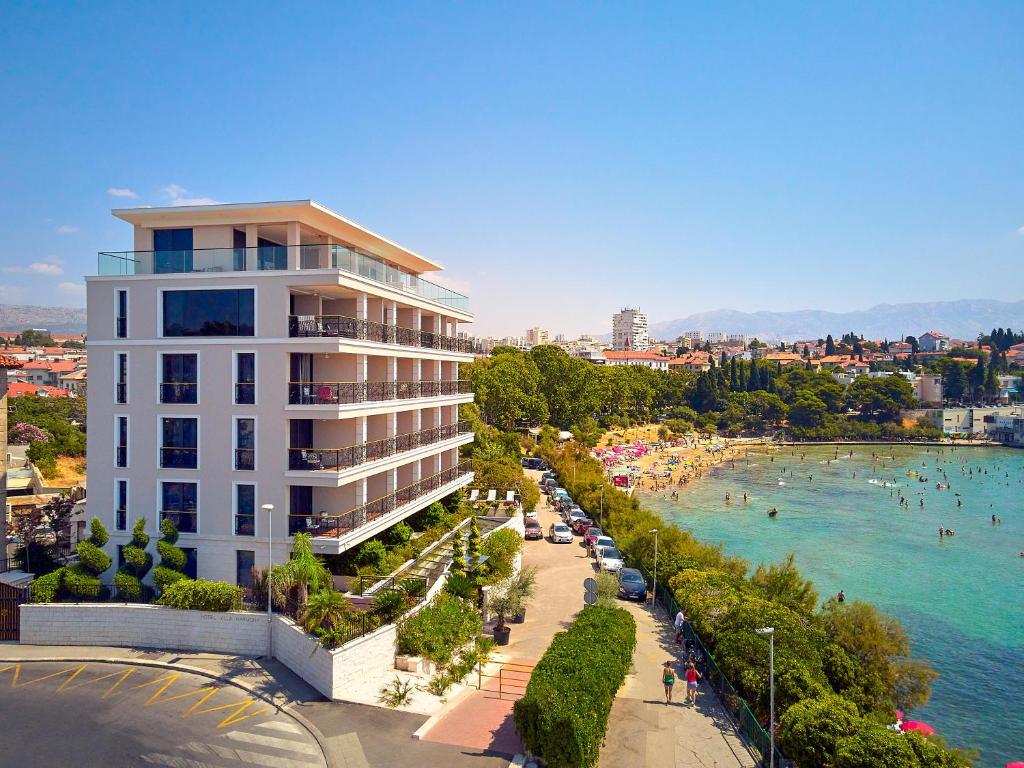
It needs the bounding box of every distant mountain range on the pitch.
[0,304,87,333]
[646,299,1024,342]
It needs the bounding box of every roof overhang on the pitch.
[112,200,443,274]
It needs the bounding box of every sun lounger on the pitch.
[486,489,497,503]
[469,489,480,502]
[505,491,516,505]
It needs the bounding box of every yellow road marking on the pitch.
[147,685,220,709]
[0,663,86,689]
[181,687,221,716]
[102,668,137,698]
[131,672,182,705]
[186,697,271,728]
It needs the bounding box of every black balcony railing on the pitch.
[235,515,255,536]
[160,382,198,404]
[289,421,472,471]
[116,316,127,338]
[161,510,197,534]
[288,314,474,353]
[160,447,198,469]
[288,379,473,405]
[288,461,472,537]
[115,509,127,531]
[235,382,256,404]
[234,449,255,471]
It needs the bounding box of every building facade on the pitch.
[85,200,475,586]
[525,327,549,347]
[611,307,649,352]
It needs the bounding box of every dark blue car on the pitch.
[617,568,648,601]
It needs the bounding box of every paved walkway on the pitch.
[601,603,758,768]
[420,469,596,756]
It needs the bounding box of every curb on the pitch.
[410,680,479,740]
[0,655,332,767]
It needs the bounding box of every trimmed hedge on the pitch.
[156,579,244,612]
[513,606,636,767]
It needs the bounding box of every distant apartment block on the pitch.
[86,200,475,586]
[612,308,649,351]
[526,327,549,347]
[918,331,949,353]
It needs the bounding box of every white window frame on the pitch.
[232,350,258,405]
[232,480,258,538]
[157,478,200,536]
[157,350,200,406]
[115,288,128,339]
[115,351,129,405]
[114,478,129,531]
[114,414,129,469]
[157,414,200,471]
[157,285,258,340]
[232,415,257,472]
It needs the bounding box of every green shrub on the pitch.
[156,540,186,571]
[479,528,522,583]
[157,578,243,612]
[76,541,112,574]
[88,517,109,548]
[396,593,483,667]
[779,693,861,767]
[513,606,636,767]
[372,588,406,623]
[113,571,142,600]
[63,565,102,598]
[444,572,477,600]
[353,539,388,570]
[30,568,64,602]
[833,724,919,768]
[382,522,413,547]
[154,565,188,592]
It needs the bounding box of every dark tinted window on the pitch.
[163,289,254,337]
[161,353,198,403]
[236,550,255,587]
[235,352,255,404]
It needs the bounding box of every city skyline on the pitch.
[1,3,1022,338]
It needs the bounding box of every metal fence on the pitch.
[636,563,785,768]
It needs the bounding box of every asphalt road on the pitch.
[0,661,327,768]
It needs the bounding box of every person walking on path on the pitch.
[662,660,676,704]
[674,608,686,645]
[685,661,701,705]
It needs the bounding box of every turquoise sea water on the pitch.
[640,445,1024,767]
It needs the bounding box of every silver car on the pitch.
[591,535,615,558]
[549,522,574,543]
[598,547,624,573]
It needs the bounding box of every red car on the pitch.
[570,517,594,535]
[524,520,544,540]
[584,526,605,549]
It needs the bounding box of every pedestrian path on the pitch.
[602,602,758,768]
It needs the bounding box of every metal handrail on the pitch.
[289,422,472,471]
[97,244,469,310]
[288,379,473,405]
[287,461,473,537]
[288,314,474,353]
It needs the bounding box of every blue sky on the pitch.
[1,1,1021,336]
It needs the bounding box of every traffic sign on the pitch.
[583,577,597,594]
[583,591,597,606]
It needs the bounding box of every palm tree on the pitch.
[300,588,350,633]
[281,533,333,608]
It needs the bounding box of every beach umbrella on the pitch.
[900,721,935,735]
[1005,763,1024,768]
[895,710,903,721]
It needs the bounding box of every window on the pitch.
[161,481,197,533]
[181,547,198,579]
[116,353,128,404]
[115,480,128,531]
[160,417,198,469]
[115,416,128,468]
[234,484,256,536]
[236,550,255,588]
[234,352,256,404]
[116,290,128,338]
[153,228,194,273]
[234,417,255,470]
[160,353,198,404]
[162,289,254,337]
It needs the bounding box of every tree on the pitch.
[15,329,55,347]
[300,588,350,633]
[468,352,548,430]
[751,553,819,613]
[942,361,968,402]
[450,532,468,576]
[529,345,605,428]
[779,693,861,768]
[64,517,112,598]
[825,335,836,356]
[834,725,919,768]
[789,395,828,428]
[114,518,152,600]
[154,518,188,593]
[729,357,738,391]
[904,335,919,354]
[968,357,986,402]
[846,376,916,423]
[277,532,332,608]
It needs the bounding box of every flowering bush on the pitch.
[10,422,50,444]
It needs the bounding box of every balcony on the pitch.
[289,421,472,471]
[288,461,472,538]
[234,448,255,471]
[288,315,474,353]
[161,509,197,534]
[160,382,198,404]
[288,379,473,405]
[97,244,469,311]
[160,447,198,469]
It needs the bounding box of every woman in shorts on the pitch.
[662,660,675,704]
[685,661,701,704]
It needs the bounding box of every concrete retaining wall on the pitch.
[20,603,269,656]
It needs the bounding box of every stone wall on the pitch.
[20,603,269,656]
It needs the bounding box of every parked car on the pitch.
[524,508,538,519]
[521,457,549,471]
[570,516,594,535]
[584,526,605,549]
[617,568,648,601]
[541,471,557,483]
[598,547,624,573]
[524,520,544,540]
[591,536,615,558]
[549,522,574,543]
[566,510,589,528]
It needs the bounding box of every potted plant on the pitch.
[488,586,520,646]
[509,567,537,624]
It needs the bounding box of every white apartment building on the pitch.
[612,308,649,351]
[680,331,703,344]
[86,200,475,587]
[526,327,549,347]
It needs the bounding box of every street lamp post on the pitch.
[262,503,275,659]
[755,627,775,768]
[599,485,604,527]
[649,528,658,606]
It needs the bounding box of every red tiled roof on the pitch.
[0,354,23,369]
[603,351,666,361]
[7,382,70,398]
